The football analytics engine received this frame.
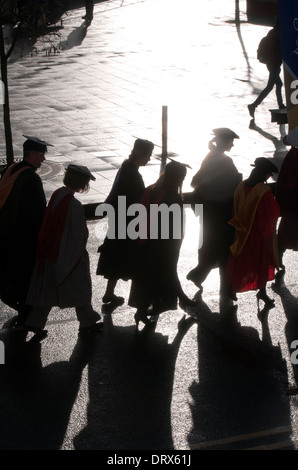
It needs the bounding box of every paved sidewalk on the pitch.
[1,0,289,211]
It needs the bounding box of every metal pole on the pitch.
[235,0,240,25]
[161,105,168,173]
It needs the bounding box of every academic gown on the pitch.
[96,158,146,280]
[26,187,93,308]
[185,148,242,286]
[226,182,280,294]
[128,184,185,314]
[0,161,46,307]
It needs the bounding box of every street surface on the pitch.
[1,0,298,452]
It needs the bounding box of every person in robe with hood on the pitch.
[24,164,102,338]
[0,135,50,326]
[129,160,196,328]
[226,157,280,308]
[186,128,242,300]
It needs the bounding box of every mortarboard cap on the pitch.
[23,135,53,154]
[250,157,279,173]
[212,128,239,139]
[66,163,96,181]
[23,135,54,146]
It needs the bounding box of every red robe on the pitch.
[226,182,280,293]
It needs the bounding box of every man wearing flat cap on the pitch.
[0,135,51,326]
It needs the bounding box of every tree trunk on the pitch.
[0,25,14,166]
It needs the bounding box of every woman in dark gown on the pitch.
[186,128,242,299]
[128,161,196,327]
[96,139,154,305]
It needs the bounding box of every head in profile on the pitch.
[152,160,187,195]
[248,157,279,185]
[64,164,96,193]
[209,127,239,153]
[129,138,154,167]
[164,161,187,190]
[22,135,53,170]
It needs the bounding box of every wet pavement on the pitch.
[1,0,298,452]
[1,0,289,205]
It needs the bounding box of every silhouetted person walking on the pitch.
[186,128,242,299]
[0,135,51,327]
[248,18,286,119]
[96,139,154,306]
[24,164,102,339]
[226,158,280,308]
[128,161,196,327]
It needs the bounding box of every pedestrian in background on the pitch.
[0,135,50,327]
[24,164,102,339]
[226,158,280,308]
[96,138,154,306]
[186,128,242,300]
[248,17,286,119]
[82,0,94,26]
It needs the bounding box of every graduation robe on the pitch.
[226,181,280,293]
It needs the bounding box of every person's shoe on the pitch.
[102,294,124,305]
[220,287,238,302]
[34,329,48,340]
[179,296,198,311]
[186,269,203,290]
[134,312,151,328]
[272,267,285,290]
[82,15,93,26]
[275,267,285,278]
[256,291,275,309]
[21,326,48,339]
[248,103,256,118]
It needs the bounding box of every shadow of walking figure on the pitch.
[272,282,298,391]
[0,334,97,449]
[247,17,286,120]
[186,300,292,450]
[73,313,196,450]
